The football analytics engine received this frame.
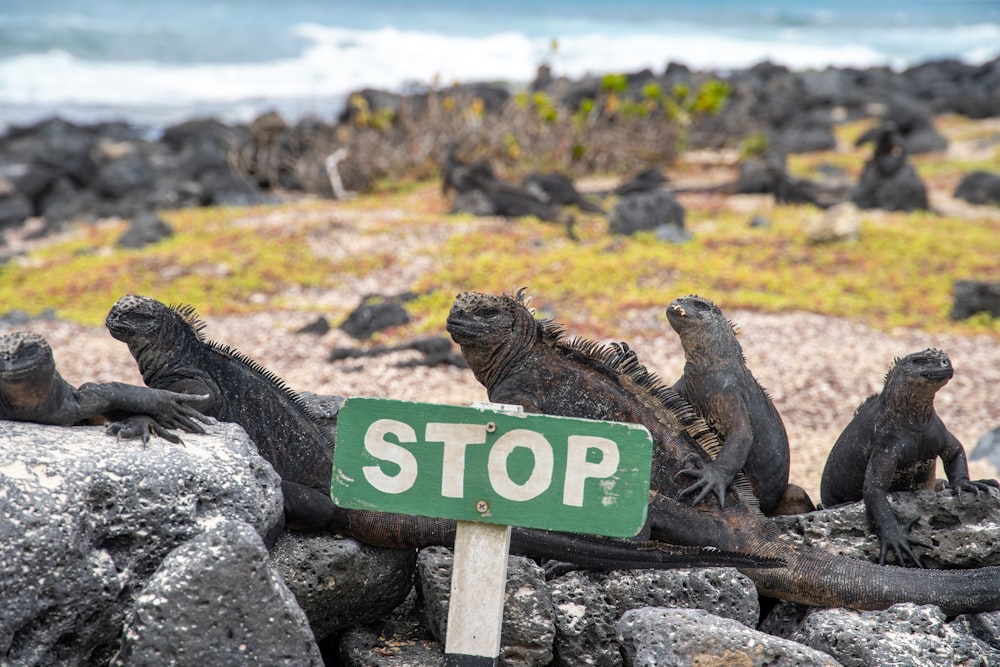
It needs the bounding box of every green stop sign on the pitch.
[332,397,653,538]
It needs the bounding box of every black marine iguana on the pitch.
[821,348,998,567]
[104,294,778,571]
[445,289,1000,613]
[0,330,208,443]
[664,295,814,516]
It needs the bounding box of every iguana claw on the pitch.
[878,516,931,568]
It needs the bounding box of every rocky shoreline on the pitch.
[2,55,1000,253]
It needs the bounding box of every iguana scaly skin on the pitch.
[104,294,780,571]
[821,348,998,566]
[0,330,208,442]
[664,295,813,516]
[446,289,1000,613]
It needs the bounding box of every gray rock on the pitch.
[115,210,174,249]
[37,176,95,225]
[758,600,812,640]
[0,192,33,229]
[337,591,445,666]
[773,488,1000,568]
[95,151,157,200]
[608,189,685,236]
[115,518,322,665]
[601,567,760,627]
[269,531,417,642]
[793,603,1000,667]
[416,546,555,667]
[0,419,284,666]
[951,279,1000,321]
[338,625,445,666]
[954,171,1000,206]
[618,607,841,667]
[549,571,622,667]
[953,609,1000,652]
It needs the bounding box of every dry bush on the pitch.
[234,85,693,195]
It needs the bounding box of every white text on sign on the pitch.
[362,419,621,506]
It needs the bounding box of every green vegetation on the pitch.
[3,186,997,341]
[2,115,997,340]
[408,205,1000,339]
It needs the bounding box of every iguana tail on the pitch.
[334,509,783,571]
[741,535,1000,615]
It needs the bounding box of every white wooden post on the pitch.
[443,521,512,666]
[443,402,521,666]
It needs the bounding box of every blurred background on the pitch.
[3,0,999,132]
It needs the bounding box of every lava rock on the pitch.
[793,603,1000,667]
[771,488,1000,569]
[608,189,686,236]
[949,279,1000,320]
[269,531,417,642]
[417,547,555,667]
[115,210,174,249]
[114,518,322,665]
[0,419,283,665]
[618,607,841,666]
[954,171,1000,206]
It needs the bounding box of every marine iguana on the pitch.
[523,172,605,214]
[0,330,208,443]
[445,289,1000,613]
[664,295,814,516]
[104,294,778,571]
[821,348,998,567]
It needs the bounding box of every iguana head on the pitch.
[446,289,538,388]
[106,295,204,354]
[886,348,954,390]
[0,331,55,382]
[665,295,742,366]
[0,332,58,409]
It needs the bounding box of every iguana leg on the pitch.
[676,401,754,509]
[940,432,1000,497]
[77,382,211,434]
[280,480,343,532]
[863,447,931,567]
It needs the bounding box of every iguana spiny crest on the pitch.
[448,288,733,471]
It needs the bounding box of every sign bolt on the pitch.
[486,422,496,432]
[476,500,490,514]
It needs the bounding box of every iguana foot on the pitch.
[947,478,1000,499]
[107,415,185,446]
[676,459,732,509]
[877,516,931,568]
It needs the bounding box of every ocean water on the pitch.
[1,0,998,131]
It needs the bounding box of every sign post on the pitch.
[333,397,653,665]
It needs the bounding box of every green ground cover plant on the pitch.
[3,184,996,340]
